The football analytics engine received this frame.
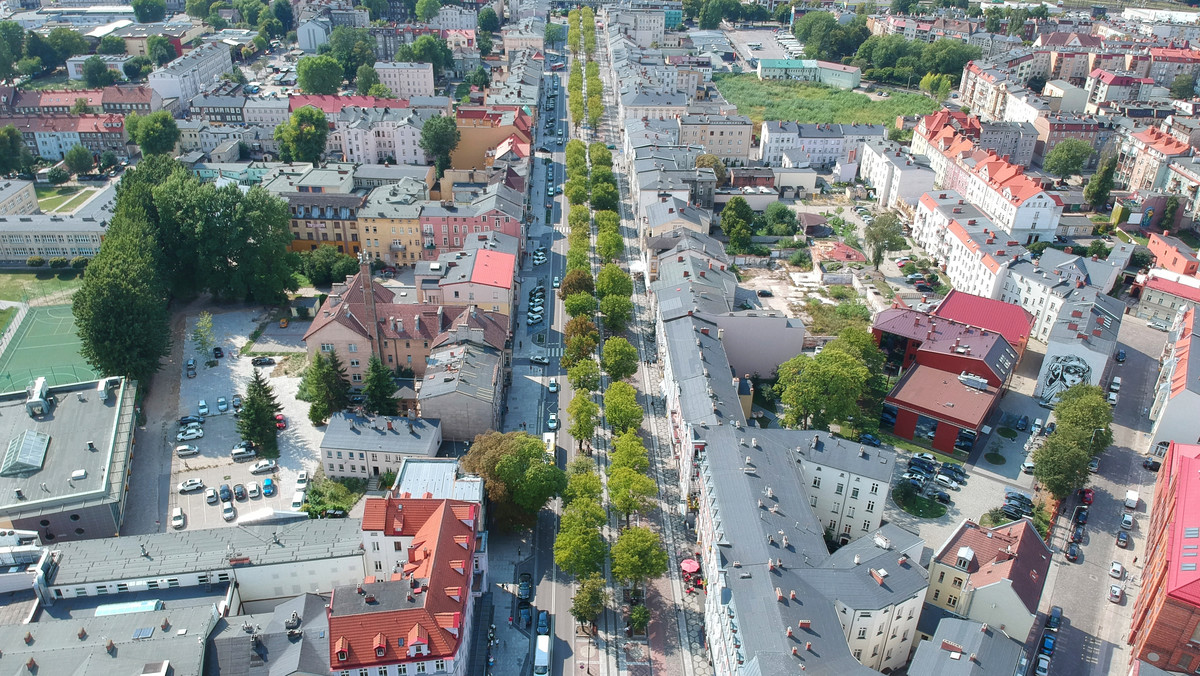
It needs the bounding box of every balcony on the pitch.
[390,243,406,252]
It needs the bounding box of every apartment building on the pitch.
[12,89,102,114]
[147,43,234,108]
[0,113,128,160]
[677,114,753,163]
[337,106,436,165]
[1000,246,1123,340]
[65,53,130,81]
[500,17,545,53]
[1084,68,1156,114]
[262,164,367,255]
[428,4,477,30]
[1147,309,1200,458]
[1118,126,1193,192]
[1129,440,1200,673]
[603,6,665,49]
[926,519,1052,643]
[100,84,161,115]
[374,61,437,98]
[357,178,428,266]
[1148,232,1200,277]
[414,248,516,316]
[913,192,1021,299]
[113,20,208,58]
[244,95,290,126]
[962,152,1063,243]
[1033,290,1124,405]
[418,343,504,441]
[190,82,247,125]
[1144,46,1200,86]
[1032,114,1115,169]
[1138,269,1200,324]
[450,107,533,169]
[797,434,894,544]
[0,180,37,216]
[320,413,440,478]
[858,139,937,212]
[759,122,887,170]
[909,619,1027,674]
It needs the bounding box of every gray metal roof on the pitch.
[207,592,331,676]
[319,413,440,457]
[907,618,1026,676]
[2,602,216,676]
[48,519,364,587]
[418,345,502,404]
[393,457,485,503]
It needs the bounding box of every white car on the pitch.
[933,474,959,491]
[175,444,199,458]
[247,481,260,498]
[1109,561,1124,579]
[217,396,228,412]
[548,378,559,393]
[221,501,236,522]
[250,459,278,474]
[547,412,559,430]
[296,470,309,488]
[1035,654,1051,676]
[177,427,204,442]
[198,399,209,416]
[205,487,218,504]
[914,453,937,463]
[1122,513,1134,530]
[178,478,205,493]
[170,507,185,529]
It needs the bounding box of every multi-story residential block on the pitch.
[1147,308,1200,458]
[1129,440,1200,672]
[1032,113,1115,168]
[909,619,1028,674]
[1149,232,1200,276]
[1137,269,1200,324]
[926,519,1052,642]
[263,164,367,255]
[357,177,428,266]
[913,192,1021,299]
[676,113,753,163]
[755,59,861,89]
[1118,126,1193,192]
[65,53,130,81]
[338,106,436,165]
[113,20,209,58]
[858,139,937,212]
[414,248,517,316]
[0,113,128,160]
[374,61,437,98]
[304,262,509,381]
[450,107,532,169]
[100,84,160,114]
[1033,289,1124,405]
[796,434,894,543]
[603,6,665,48]
[500,17,545,53]
[0,180,38,216]
[417,343,503,441]
[243,94,290,126]
[190,81,247,124]
[759,122,887,170]
[963,152,1062,243]
[1000,243,1123,337]
[428,4,477,30]
[1084,68,1156,114]
[1143,46,1200,86]
[417,185,525,258]
[13,89,102,114]
[147,43,234,109]
[320,413,441,478]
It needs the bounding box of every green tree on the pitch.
[419,114,460,175]
[564,292,597,318]
[776,349,870,429]
[565,315,598,345]
[275,106,329,164]
[70,97,92,115]
[82,56,117,87]
[601,336,638,381]
[1172,73,1197,99]
[460,431,567,526]
[360,0,387,20]
[1085,156,1116,209]
[298,55,343,94]
[362,354,398,415]
[559,269,595,299]
[563,458,603,505]
[299,245,358,286]
[123,56,153,81]
[415,0,440,21]
[1043,139,1094,178]
[864,213,906,269]
[1032,433,1091,500]
[608,466,656,527]
[600,294,633,333]
[298,353,338,424]
[595,264,632,299]
[72,210,169,384]
[327,26,375,80]
[763,201,796,235]
[132,0,166,21]
[611,429,650,473]
[394,34,452,78]
[46,167,69,184]
[611,526,668,594]
[568,359,601,392]
[604,381,643,432]
[571,574,609,627]
[597,229,624,262]
[476,31,492,57]
[0,126,31,175]
[191,311,215,361]
[24,33,58,71]
[223,66,248,85]
[1052,384,1113,456]
[367,83,394,98]
[545,22,565,46]
[891,0,917,12]
[99,151,119,171]
[355,63,380,94]
[567,391,599,452]
[238,368,283,456]
[147,35,176,65]
[126,110,180,155]
[555,498,607,576]
[477,6,499,32]
[46,26,89,65]
[271,0,294,29]
[698,0,723,29]
[466,66,489,88]
[0,22,24,82]
[63,144,94,175]
[1160,195,1181,229]
[16,57,42,78]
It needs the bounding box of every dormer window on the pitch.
[376,646,386,657]
[337,650,348,661]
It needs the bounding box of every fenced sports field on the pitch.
[0,304,100,392]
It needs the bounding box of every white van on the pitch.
[533,634,551,675]
[290,491,306,510]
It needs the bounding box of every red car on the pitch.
[1078,488,1094,505]
[275,414,287,430]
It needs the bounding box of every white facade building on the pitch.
[858,139,937,211]
[375,61,436,98]
[147,43,233,108]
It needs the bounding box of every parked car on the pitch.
[175,444,199,458]
[1065,543,1080,562]
[1116,531,1130,548]
[213,347,224,358]
[178,478,205,493]
[1075,508,1088,525]
[914,453,938,463]
[219,484,232,502]
[170,507,185,529]
[1110,561,1124,579]
[250,459,278,474]
[552,276,561,288]
[1088,456,1100,472]
[548,378,559,393]
[536,610,550,635]
[217,396,228,412]
[262,478,276,496]
[186,359,196,378]
[547,412,559,430]
[933,474,959,491]
[1122,513,1135,530]
[177,427,204,441]
[859,433,881,446]
[1035,655,1051,676]
[1116,349,1126,363]
[940,464,967,482]
[247,481,260,498]
[1044,422,1056,436]
[205,487,218,504]
[275,414,287,429]
[250,357,276,366]
[914,283,935,293]
[1031,418,1043,436]
[1039,632,1056,657]
[517,601,533,628]
[198,399,209,416]
[222,501,236,521]
[233,483,247,501]
[1078,488,1094,505]
[296,470,309,488]
[901,471,929,484]
[232,394,242,410]
[929,490,951,504]
[178,415,204,427]
[756,289,774,297]
[1144,458,1162,472]
[1016,415,1029,431]
[1108,584,1123,603]
[1046,606,1063,631]
[518,572,533,600]
[530,355,550,365]
[1070,525,1085,543]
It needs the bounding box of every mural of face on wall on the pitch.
[1040,353,1092,405]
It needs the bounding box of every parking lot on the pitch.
[166,309,325,531]
[722,26,789,64]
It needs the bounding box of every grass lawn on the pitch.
[804,299,871,335]
[984,452,1006,465]
[893,484,948,519]
[996,426,1017,440]
[36,186,83,212]
[0,270,84,302]
[22,72,91,92]
[713,74,938,128]
[0,307,16,335]
[52,189,96,213]
[882,431,968,462]
[1177,230,1200,249]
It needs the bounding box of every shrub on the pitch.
[48,257,69,268]
[26,256,45,267]
[71,256,89,269]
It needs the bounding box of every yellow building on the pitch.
[356,179,432,266]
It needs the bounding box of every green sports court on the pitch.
[0,304,100,392]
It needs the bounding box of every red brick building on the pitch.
[1129,442,1200,672]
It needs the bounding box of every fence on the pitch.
[0,304,29,365]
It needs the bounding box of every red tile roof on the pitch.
[331,498,478,669]
[32,89,104,108]
[468,249,515,288]
[1133,127,1191,157]
[935,519,1052,616]
[1160,441,1200,606]
[291,95,414,114]
[1145,274,1200,305]
[933,289,1033,353]
[1169,307,1196,400]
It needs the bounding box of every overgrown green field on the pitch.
[713,74,938,128]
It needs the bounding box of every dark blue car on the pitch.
[1039,632,1056,656]
[859,433,881,447]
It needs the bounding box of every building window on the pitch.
[862,521,870,531]
[866,501,875,513]
[350,359,360,368]
[435,660,445,671]
[853,649,862,660]
[870,483,879,495]
[416,664,427,674]
[933,590,940,601]
[947,595,958,608]
[810,495,818,507]
[811,477,820,489]
[374,560,383,571]
[952,577,963,589]
[937,571,944,583]
[851,487,859,499]
[835,483,844,495]
[857,627,867,639]
[348,344,358,352]
[352,373,362,382]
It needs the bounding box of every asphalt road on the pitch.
[1040,317,1166,676]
